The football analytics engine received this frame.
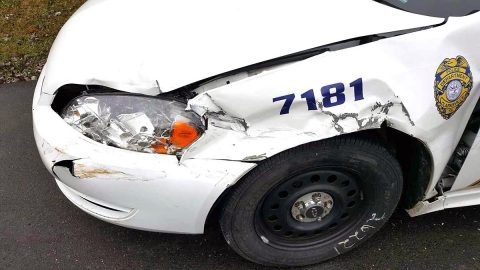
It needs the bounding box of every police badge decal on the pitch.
[434,56,473,120]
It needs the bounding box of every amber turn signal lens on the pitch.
[170,121,199,148]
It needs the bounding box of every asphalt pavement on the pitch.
[1,81,480,270]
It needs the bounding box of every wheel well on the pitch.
[205,126,433,228]
[380,127,434,208]
[339,127,433,209]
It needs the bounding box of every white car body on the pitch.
[33,0,480,234]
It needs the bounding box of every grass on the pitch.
[0,0,85,83]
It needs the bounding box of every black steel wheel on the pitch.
[257,168,363,248]
[220,136,403,267]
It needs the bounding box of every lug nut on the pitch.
[296,214,305,221]
[312,193,322,202]
[324,200,333,209]
[294,202,305,209]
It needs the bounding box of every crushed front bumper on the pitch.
[32,79,256,234]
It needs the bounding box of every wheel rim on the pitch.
[256,168,364,248]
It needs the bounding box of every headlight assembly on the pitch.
[61,94,204,155]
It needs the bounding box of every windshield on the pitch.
[377,0,479,18]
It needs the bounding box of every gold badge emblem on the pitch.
[434,56,473,120]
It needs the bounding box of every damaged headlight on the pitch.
[62,94,204,155]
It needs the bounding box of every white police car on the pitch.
[33,0,480,266]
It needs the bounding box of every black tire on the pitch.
[220,136,403,267]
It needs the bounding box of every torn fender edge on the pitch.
[188,93,249,133]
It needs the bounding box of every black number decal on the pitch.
[273,94,295,115]
[273,78,363,115]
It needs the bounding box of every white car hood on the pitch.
[42,0,444,95]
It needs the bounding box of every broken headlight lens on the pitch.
[62,95,204,155]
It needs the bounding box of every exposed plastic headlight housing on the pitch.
[62,94,204,155]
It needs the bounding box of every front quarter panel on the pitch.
[185,14,480,199]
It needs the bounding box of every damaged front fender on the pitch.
[182,17,480,203]
[184,58,417,162]
[185,89,414,162]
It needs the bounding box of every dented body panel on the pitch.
[33,0,480,233]
[186,15,480,202]
[33,95,255,233]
